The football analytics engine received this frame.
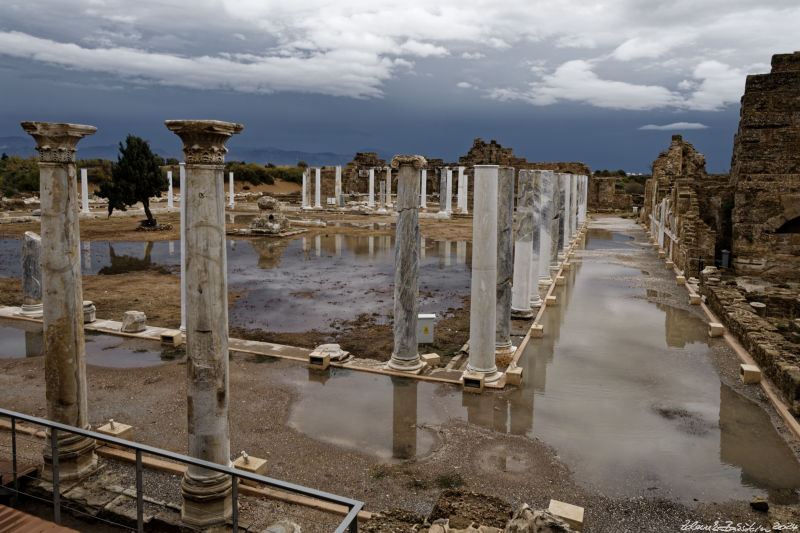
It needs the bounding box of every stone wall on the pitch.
[342,152,386,195]
[729,52,800,281]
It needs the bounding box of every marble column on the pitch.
[528,171,543,307]
[495,167,515,359]
[19,231,43,317]
[167,170,174,209]
[570,174,578,238]
[552,173,564,266]
[179,163,187,332]
[301,169,310,209]
[314,167,322,209]
[368,168,375,207]
[445,168,453,214]
[389,155,425,372]
[538,170,555,285]
[511,170,534,318]
[420,168,427,209]
[562,173,571,252]
[468,165,500,382]
[335,165,342,206]
[458,166,468,214]
[80,168,89,214]
[438,168,447,215]
[580,175,588,225]
[165,119,242,528]
[229,171,235,208]
[385,166,392,208]
[21,121,96,481]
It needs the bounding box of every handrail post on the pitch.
[349,505,358,533]
[11,417,18,506]
[232,473,238,533]
[50,428,60,524]
[136,449,144,533]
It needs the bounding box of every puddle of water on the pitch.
[84,334,170,368]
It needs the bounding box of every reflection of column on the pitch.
[229,171,234,209]
[20,231,43,317]
[391,377,418,459]
[445,168,453,214]
[368,168,375,207]
[80,168,89,214]
[420,236,426,260]
[22,121,97,481]
[420,169,427,208]
[444,241,451,266]
[166,119,241,528]
[496,167,515,359]
[389,155,424,371]
[25,330,44,358]
[511,170,534,318]
[167,170,174,209]
[468,165,500,381]
[169,240,175,256]
[539,170,554,285]
[82,240,91,273]
[369,235,374,258]
[180,163,187,331]
[438,240,445,268]
[314,168,322,209]
[315,234,321,257]
[335,234,342,257]
[456,241,466,264]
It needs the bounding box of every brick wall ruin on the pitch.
[729,52,800,281]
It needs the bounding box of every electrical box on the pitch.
[417,313,435,344]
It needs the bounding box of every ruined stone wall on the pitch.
[588,176,615,210]
[342,152,386,195]
[729,52,800,281]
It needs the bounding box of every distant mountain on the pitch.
[0,135,356,166]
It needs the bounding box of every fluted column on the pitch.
[21,121,97,481]
[165,119,242,529]
[511,170,534,318]
[420,168,428,208]
[468,165,500,381]
[388,155,425,371]
[538,170,555,285]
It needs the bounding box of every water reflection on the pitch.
[98,242,156,275]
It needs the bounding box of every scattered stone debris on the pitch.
[750,495,769,512]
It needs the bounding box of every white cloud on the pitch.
[456,81,473,89]
[681,60,748,111]
[639,122,709,130]
[461,52,485,60]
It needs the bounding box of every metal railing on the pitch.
[0,407,363,532]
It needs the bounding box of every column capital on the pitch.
[390,154,426,170]
[165,120,243,165]
[20,122,96,163]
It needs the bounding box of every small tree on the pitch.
[97,135,167,225]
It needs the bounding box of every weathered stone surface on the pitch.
[20,231,42,316]
[428,490,513,529]
[121,311,146,332]
[504,504,576,533]
[496,167,515,355]
[257,195,279,211]
[730,52,800,281]
[511,170,534,317]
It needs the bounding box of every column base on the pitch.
[435,212,450,219]
[376,207,388,214]
[510,306,533,319]
[42,431,97,482]
[301,206,312,210]
[538,277,553,286]
[465,364,502,384]
[530,296,543,308]
[18,303,43,318]
[181,471,233,529]
[387,355,424,373]
[494,343,516,360]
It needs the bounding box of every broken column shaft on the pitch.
[165,119,242,529]
[21,121,97,481]
[511,170,534,318]
[389,155,425,372]
[20,231,43,317]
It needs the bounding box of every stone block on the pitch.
[676,275,686,285]
[708,322,725,337]
[658,250,666,258]
[160,329,183,346]
[652,243,660,250]
[689,294,701,305]
[462,371,485,393]
[121,311,146,333]
[96,420,133,449]
[310,343,349,361]
[308,352,330,370]
[548,499,584,532]
[83,301,96,323]
[665,260,674,270]
[555,275,565,286]
[562,262,571,272]
[530,324,544,338]
[740,364,762,384]
[505,365,523,387]
[546,295,558,306]
[233,453,268,487]
[421,352,440,367]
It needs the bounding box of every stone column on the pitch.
[438,168,447,215]
[229,171,234,209]
[562,173,571,252]
[19,231,43,317]
[167,170,174,209]
[445,168,453,214]
[511,170,534,318]
[21,121,96,481]
[570,174,578,238]
[180,163,187,332]
[458,166,468,214]
[80,168,89,214]
[420,168,428,208]
[385,166,393,208]
[368,168,375,207]
[552,173,564,266]
[335,165,342,205]
[495,167,515,359]
[165,119,242,529]
[528,171,543,307]
[314,167,322,209]
[538,170,554,285]
[468,165,500,382]
[388,155,425,372]
[377,181,387,214]
[301,169,309,209]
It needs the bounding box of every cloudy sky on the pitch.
[0,0,796,172]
